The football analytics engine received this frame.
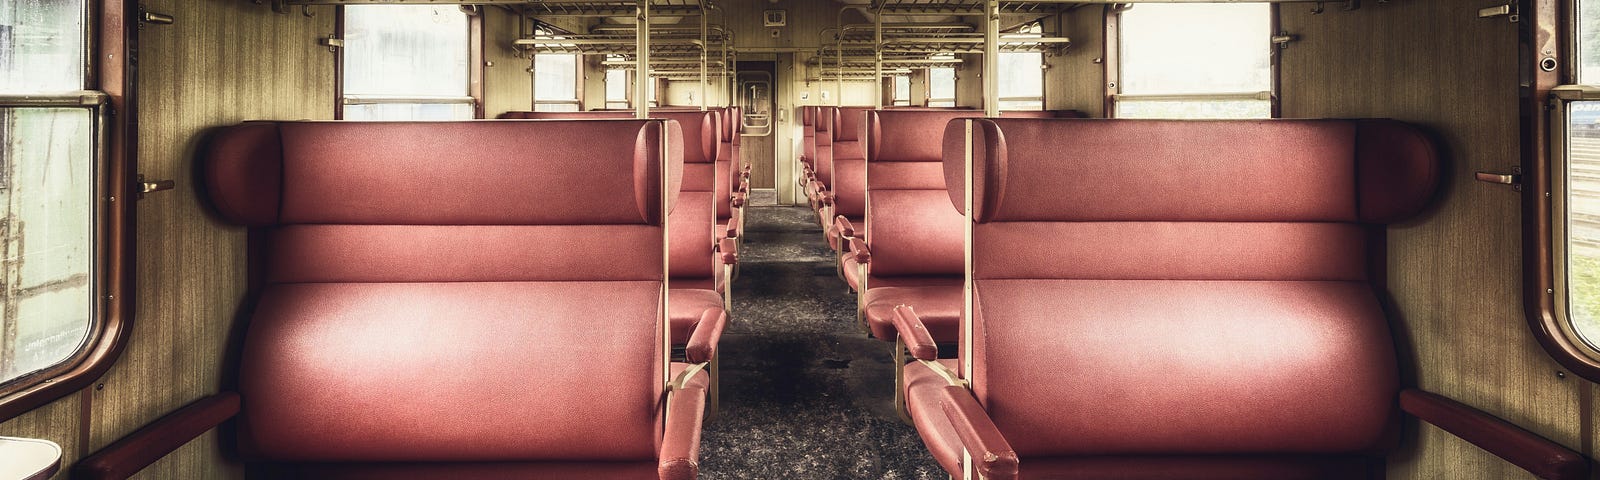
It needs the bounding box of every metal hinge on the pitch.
[1475,166,1523,191]
[1479,3,1520,23]
[319,35,344,53]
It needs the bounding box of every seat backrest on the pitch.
[997,109,1089,119]
[497,110,634,120]
[942,118,1437,459]
[802,106,818,167]
[521,111,719,280]
[204,120,684,465]
[860,109,985,277]
[833,107,871,160]
[649,110,721,165]
[815,107,837,189]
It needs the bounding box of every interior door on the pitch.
[738,62,776,189]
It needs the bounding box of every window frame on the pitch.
[997,23,1045,112]
[1105,2,1279,119]
[0,0,136,422]
[1532,0,1600,382]
[928,66,957,107]
[335,5,482,120]
[533,51,582,112]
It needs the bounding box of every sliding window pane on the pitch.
[1114,98,1271,119]
[998,52,1042,110]
[0,108,95,385]
[0,0,87,93]
[343,103,474,121]
[536,54,578,102]
[1566,101,1600,346]
[1581,0,1600,84]
[343,5,469,98]
[1119,3,1270,96]
[929,67,955,107]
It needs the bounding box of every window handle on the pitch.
[1475,166,1522,190]
[137,175,175,199]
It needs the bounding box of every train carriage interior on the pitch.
[5,0,1600,479]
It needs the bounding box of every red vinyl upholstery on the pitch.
[902,118,1441,478]
[497,111,634,120]
[483,112,730,346]
[854,110,988,341]
[203,120,706,477]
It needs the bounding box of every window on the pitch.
[1554,0,1600,366]
[893,75,911,107]
[342,5,473,120]
[533,44,579,112]
[998,52,1044,111]
[998,24,1044,111]
[0,0,102,396]
[606,68,629,109]
[929,67,956,107]
[1113,3,1272,119]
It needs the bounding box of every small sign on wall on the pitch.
[764,10,786,27]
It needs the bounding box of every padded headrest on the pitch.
[835,107,872,142]
[802,106,816,127]
[649,111,720,164]
[870,109,985,163]
[942,118,1438,224]
[496,111,634,120]
[816,107,835,135]
[728,106,742,146]
[205,120,684,227]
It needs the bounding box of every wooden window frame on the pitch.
[0,0,136,422]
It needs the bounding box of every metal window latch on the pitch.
[137,175,175,199]
[137,5,173,28]
[320,35,344,52]
[1479,3,1519,22]
[1475,166,1522,190]
[1272,32,1299,49]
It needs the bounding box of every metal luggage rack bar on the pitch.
[869,0,1068,16]
[517,0,703,18]
[515,36,712,55]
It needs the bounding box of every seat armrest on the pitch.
[74,392,241,480]
[938,386,1020,480]
[685,308,727,364]
[892,305,939,361]
[724,212,742,239]
[718,237,738,265]
[658,378,709,480]
[1400,389,1589,480]
[847,237,871,264]
[833,215,856,239]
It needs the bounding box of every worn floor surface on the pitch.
[697,205,945,480]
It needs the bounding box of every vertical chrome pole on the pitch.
[982,0,1000,117]
[960,118,977,480]
[637,0,651,119]
[873,4,884,109]
[700,3,708,111]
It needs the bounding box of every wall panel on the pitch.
[485,8,533,117]
[1046,6,1105,117]
[106,3,333,478]
[1281,1,1584,478]
[0,2,344,479]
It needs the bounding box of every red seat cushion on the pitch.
[903,360,963,476]
[861,282,962,342]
